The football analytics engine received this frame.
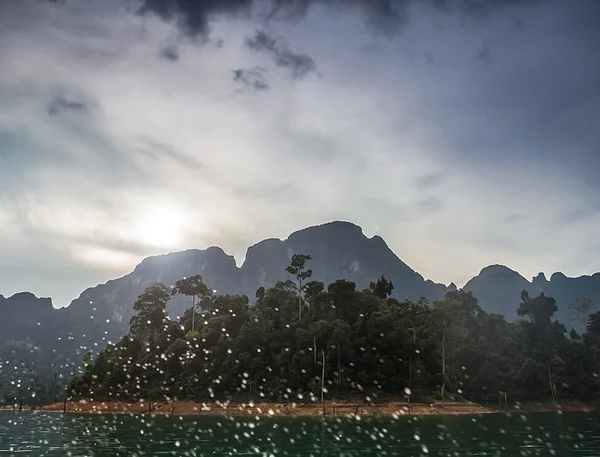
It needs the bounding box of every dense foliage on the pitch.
[68,255,600,406]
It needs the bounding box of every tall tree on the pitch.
[368,275,394,299]
[172,275,211,334]
[517,290,557,328]
[130,283,171,342]
[286,254,313,320]
[569,298,594,327]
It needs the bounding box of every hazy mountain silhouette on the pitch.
[1,221,598,375]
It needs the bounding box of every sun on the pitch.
[134,205,186,248]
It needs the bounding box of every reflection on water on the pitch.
[0,411,599,456]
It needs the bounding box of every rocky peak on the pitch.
[550,272,567,282]
[464,265,531,318]
[0,292,54,322]
[5,292,52,307]
[533,272,548,283]
[477,264,525,279]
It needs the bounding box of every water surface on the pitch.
[1,410,599,456]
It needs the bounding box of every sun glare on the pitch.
[134,205,186,248]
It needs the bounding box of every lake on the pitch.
[1,410,599,456]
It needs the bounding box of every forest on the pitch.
[63,254,600,407]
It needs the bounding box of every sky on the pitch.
[0,0,598,307]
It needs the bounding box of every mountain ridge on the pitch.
[2,221,599,315]
[1,220,599,378]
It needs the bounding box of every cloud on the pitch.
[1,0,600,307]
[413,196,444,216]
[474,39,492,66]
[414,171,446,190]
[159,44,179,61]
[245,30,316,79]
[48,97,87,116]
[233,67,270,91]
[136,0,255,38]
[135,138,207,170]
[133,0,547,39]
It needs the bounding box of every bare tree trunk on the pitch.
[191,295,196,333]
[411,324,416,387]
[547,365,556,406]
[313,338,317,365]
[441,320,446,408]
[321,350,326,415]
[336,343,341,394]
[24,363,38,402]
[298,279,303,321]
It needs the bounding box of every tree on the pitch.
[517,290,557,327]
[172,275,211,334]
[73,267,599,407]
[255,286,265,303]
[368,275,394,299]
[330,319,350,393]
[286,254,312,320]
[130,284,171,342]
[588,311,600,336]
[569,298,594,327]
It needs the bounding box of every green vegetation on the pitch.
[68,255,600,406]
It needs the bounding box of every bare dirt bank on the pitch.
[38,400,494,417]
[35,399,598,417]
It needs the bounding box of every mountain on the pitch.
[464,265,600,326]
[463,265,535,320]
[1,221,599,382]
[63,221,449,343]
[239,221,448,302]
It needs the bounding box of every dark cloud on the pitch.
[159,45,179,61]
[414,171,446,190]
[358,0,410,37]
[440,1,600,183]
[48,97,87,116]
[512,16,524,29]
[245,30,316,79]
[134,0,548,39]
[475,40,492,67]
[135,138,206,170]
[32,0,587,46]
[233,67,270,91]
[136,0,254,38]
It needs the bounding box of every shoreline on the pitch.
[35,400,595,417]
